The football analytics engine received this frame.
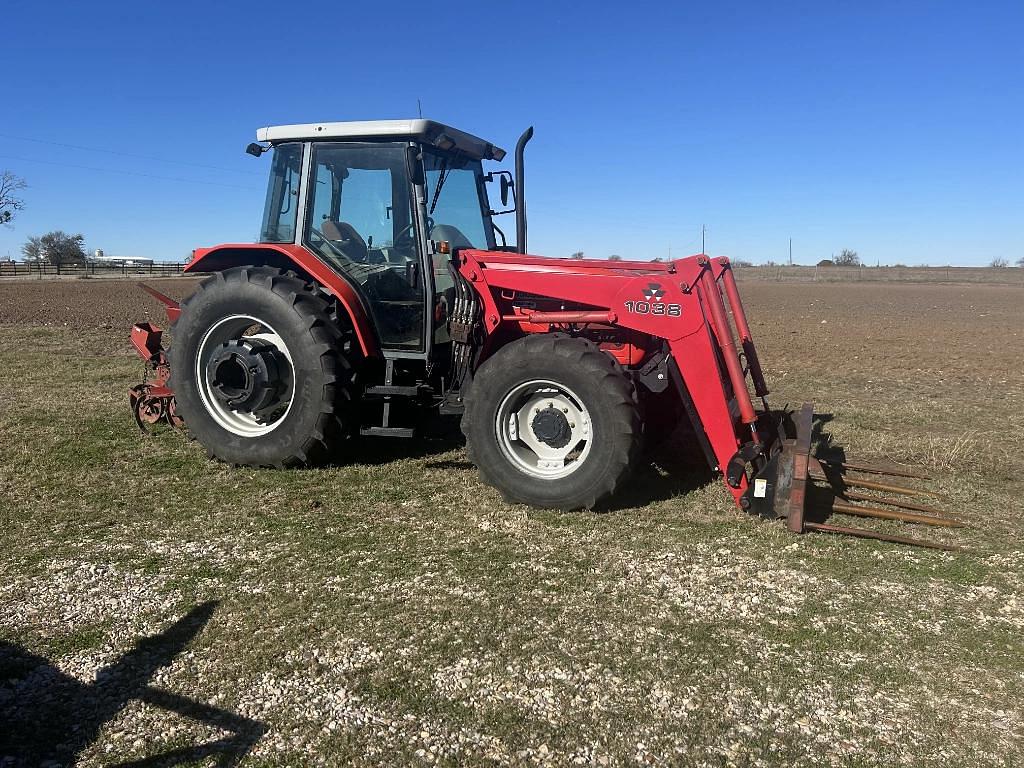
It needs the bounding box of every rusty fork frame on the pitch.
[767,404,964,551]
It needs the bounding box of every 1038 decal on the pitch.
[623,300,681,316]
[624,283,681,316]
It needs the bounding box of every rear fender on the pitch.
[186,243,380,358]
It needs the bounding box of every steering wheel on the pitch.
[394,217,434,252]
[310,228,353,262]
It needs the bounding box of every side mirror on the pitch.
[484,171,516,215]
[500,174,511,207]
[245,142,267,157]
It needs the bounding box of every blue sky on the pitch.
[2,0,1021,265]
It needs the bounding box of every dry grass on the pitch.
[1,279,1022,767]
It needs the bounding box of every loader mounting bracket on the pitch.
[726,442,766,490]
[636,350,671,394]
[741,402,812,521]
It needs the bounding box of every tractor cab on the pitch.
[250,120,517,356]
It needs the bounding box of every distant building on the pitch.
[90,253,155,268]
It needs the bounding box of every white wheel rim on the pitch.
[195,314,295,437]
[495,379,594,479]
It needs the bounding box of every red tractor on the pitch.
[130,120,959,548]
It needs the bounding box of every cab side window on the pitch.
[337,169,395,249]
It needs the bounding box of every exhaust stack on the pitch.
[515,126,534,254]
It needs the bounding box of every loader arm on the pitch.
[452,247,963,550]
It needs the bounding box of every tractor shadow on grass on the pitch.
[604,461,716,510]
[610,411,843,513]
[802,412,872,526]
[349,433,466,467]
[332,412,468,467]
[0,601,265,767]
[600,433,718,511]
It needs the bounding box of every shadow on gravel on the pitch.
[0,601,264,767]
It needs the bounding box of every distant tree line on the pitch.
[0,170,27,226]
[22,231,88,266]
[0,169,93,268]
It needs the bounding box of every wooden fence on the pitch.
[0,261,186,279]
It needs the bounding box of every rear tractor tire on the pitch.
[169,266,356,468]
[462,334,641,509]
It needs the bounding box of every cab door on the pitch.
[304,142,429,354]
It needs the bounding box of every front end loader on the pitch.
[130,119,961,549]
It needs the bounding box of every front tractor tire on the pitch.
[463,334,641,510]
[169,267,354,468]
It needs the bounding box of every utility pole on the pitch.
[788,238,793,266]
[701,225,706,254]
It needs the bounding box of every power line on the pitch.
[0,133,262,176]
[0,154,263,191]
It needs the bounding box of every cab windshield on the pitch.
[422,151,493,251]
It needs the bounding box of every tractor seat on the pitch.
[321,220,368,263]
[430,224,475,251]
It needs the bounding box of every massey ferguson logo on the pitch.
[642,283,666,302]
[624,283,681,317]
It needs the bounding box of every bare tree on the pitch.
[22,231,88,267]
[990,257,1009,268]
[1017,257,1024,268]
[607,254,623,261]
[835,249,860,266]
[569,251,584,259]
[0,171,27,226]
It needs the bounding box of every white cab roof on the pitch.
[255,119,505,161]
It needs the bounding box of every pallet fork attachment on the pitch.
[747,404,964,551]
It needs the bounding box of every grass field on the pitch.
[1,279,1022,766]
